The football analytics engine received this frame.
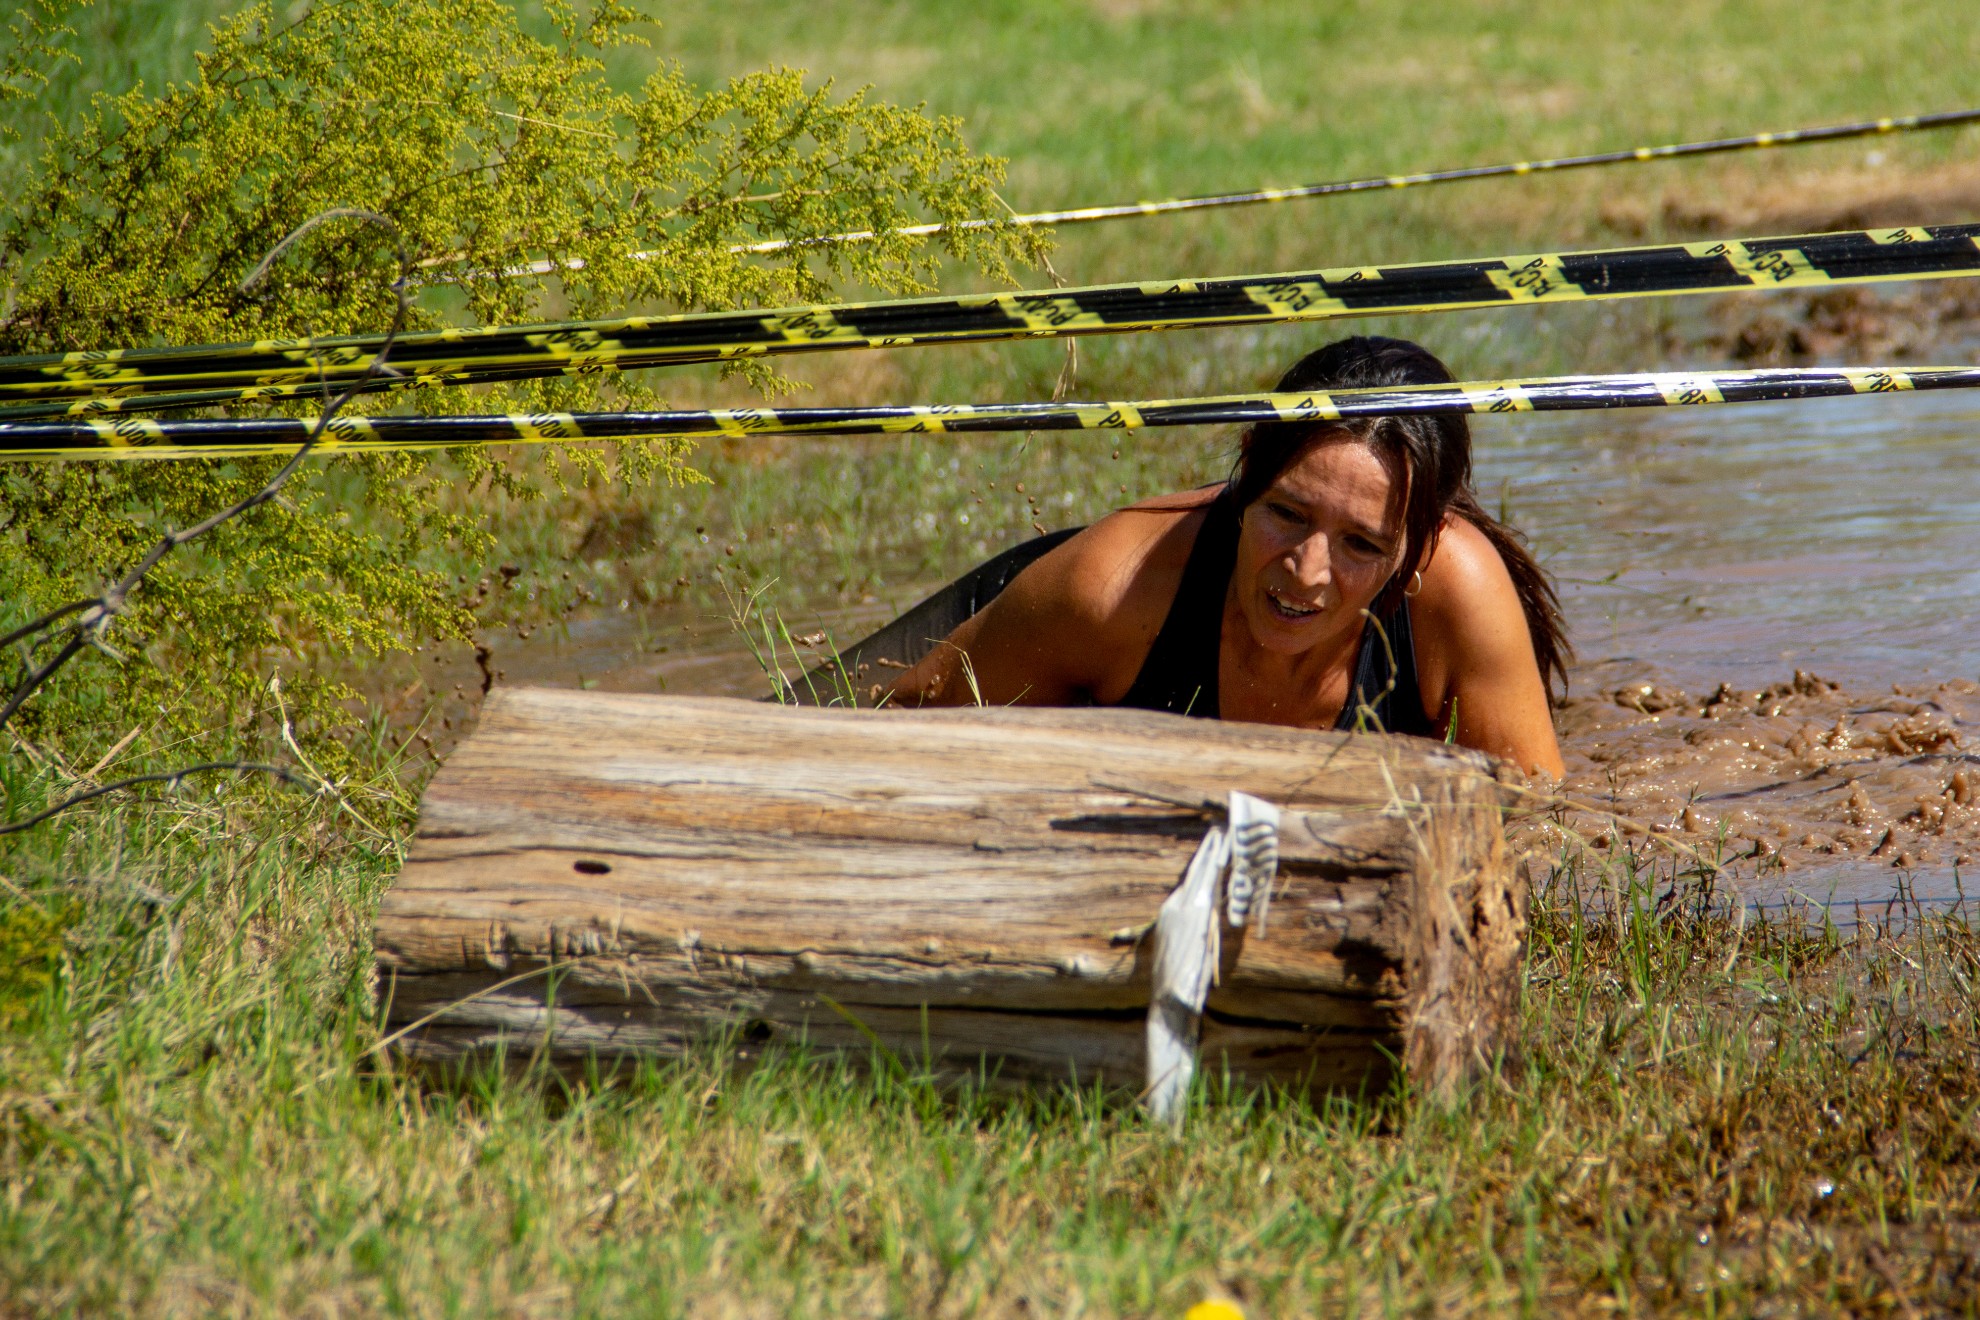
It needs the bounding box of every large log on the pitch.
[374,691,1524,1099]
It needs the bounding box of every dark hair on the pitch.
[1231,335,1570,700]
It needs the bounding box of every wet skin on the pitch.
[891,433,1565,778]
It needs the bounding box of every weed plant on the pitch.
[0,0,1039,775]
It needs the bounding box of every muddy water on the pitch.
[1478,389,1980,692]
[480,389,1980,918]
[1474,390,1980,918]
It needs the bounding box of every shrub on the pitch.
[0,0,1042,780]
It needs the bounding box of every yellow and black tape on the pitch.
[5,224,1980,415]
[0,364,1959,462]
[729,107,1980,255]
[0,365,558,423]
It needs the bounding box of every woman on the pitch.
[888,336,1568,778]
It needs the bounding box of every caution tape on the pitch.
[480,108,1980,272]
[733,107,1980,254]
[0,364,1964,462]
[0,364,558,422]
[5,224,1980,413]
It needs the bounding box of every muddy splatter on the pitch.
[1534,669,1979,879]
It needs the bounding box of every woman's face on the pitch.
[1233,435,1409,657]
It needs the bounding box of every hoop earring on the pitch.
[1403,570,1424,599]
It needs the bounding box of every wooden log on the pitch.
[374,691,1524,1099]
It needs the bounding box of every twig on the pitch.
[0,762,304,836]
[268,675,393,847]
[81,725,143,780]
[0,598,95,651]
[1089,778,1221,815]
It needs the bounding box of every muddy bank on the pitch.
[1528,666,1978,894]
[1593,159,1980,367]
[1698,282,1980,368]
[1604,158,1980,245]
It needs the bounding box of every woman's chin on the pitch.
[1244,604,1329,655]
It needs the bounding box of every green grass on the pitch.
[10,2,1980,1313]
[4,774,1977,1314]
[646,0,1980,273]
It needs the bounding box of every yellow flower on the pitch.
[1184,1301,1246,1320]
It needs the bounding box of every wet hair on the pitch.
[1230,335,1571,700]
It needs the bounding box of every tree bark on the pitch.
[374,690,1524,1098]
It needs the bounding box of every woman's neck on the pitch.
[1215,583,1366,725]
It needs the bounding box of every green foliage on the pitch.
[0,0,1041,773]
[0,0,85,140]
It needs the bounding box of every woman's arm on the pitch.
[885,549,1097,706]
[888,506,1197,708]
[1409,517,1565,778]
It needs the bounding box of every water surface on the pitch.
[1476,388,1980,690]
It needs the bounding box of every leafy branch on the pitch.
[0,207,409,832]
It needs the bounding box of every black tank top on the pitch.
[1115,492,1434,736]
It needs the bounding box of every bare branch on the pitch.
[0,598,94,651]
[0,633,82,729]
[0,761,305,836]
[238,205,400,295]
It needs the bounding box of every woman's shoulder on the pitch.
[1410,514,1536,692]
[1420,514,1510,589]
[1413,515,1523,631]
[976,488,1211,659]
[1411,515,1564,778]
[891,489,1215,708]
[1045,482,1224,614]
[1119,484,1224,514]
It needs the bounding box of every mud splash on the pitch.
[1522,666,1978,916]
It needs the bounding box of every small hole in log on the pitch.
[573,859,612,875]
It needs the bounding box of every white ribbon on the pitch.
[1145,791,1280,1124]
